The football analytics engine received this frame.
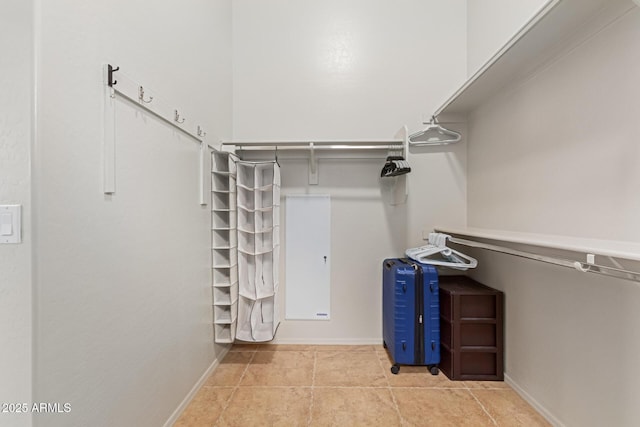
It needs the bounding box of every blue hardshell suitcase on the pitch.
[383,258,440,375]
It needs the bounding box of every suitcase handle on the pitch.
[386,259,413,270]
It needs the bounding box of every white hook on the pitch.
[174,110,185,124]
[309,142,316,174]
[308,142,319,184]
[574,261,590,273]
[138,86,153,104]
[197,125,206,137]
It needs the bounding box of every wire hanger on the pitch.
[409,116,461,146]
[405,232,477,270]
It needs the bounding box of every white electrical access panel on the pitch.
[285,195,331,320]
[0,205,22,244]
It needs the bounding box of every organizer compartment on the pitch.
[256,188,274,210]
[238,187,255,210]
[238,252,257,299]
[212,248,238,267]
[211,173,230,192]
[213,322,237,344]
[212,152,231,172]
[255,163,274,188]
[212,191,232,210]
[254,210,273,232]
[212,229,238,249]
[236,163,255,188]
[213,300,239,323]
[212,210,235,229]
[213,265,238,285]
[236,295,278,342]
[212,284,239,305]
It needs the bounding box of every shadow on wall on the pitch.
[380,176,409,256]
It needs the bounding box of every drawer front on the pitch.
[441,348,502,381]
[460,294,497,319]
[441,319,497,349]
[461,323,496,347]
[461,351,497,376]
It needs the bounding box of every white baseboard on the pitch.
[163,346,230,427]
[270,337,382,345]
[504,373,565,427]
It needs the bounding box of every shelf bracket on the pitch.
[308,142,318,185]
[388,126,409,205]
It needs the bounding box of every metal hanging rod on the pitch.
[224,127,411,189]
[222,140,403,149]
[448,236,640,283]
[222,139,405,153]
[233,144,404,151]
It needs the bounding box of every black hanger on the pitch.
[381,156,411,177]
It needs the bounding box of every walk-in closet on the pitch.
[3,0,640,426]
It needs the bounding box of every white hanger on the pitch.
[408,116,461,146]
[406,232,477,270]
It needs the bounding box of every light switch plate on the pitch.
[0,205,21,244]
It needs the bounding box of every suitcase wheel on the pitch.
[391,364,400,375]
[428,365,439,376]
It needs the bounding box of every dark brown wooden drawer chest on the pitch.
[439,276,504,381]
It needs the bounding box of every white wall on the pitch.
[469,249,640,427]
[467,4,640,241]
[467,0,549,76]
[32,1,232,426]
[233,0,468,343]
[466,4,640,426]
[0,2,33,427]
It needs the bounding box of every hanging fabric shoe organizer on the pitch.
[236,161,281,342]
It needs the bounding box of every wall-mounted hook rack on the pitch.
[102,63,209,205]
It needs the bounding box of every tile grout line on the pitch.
[306,349,318,426]
[468,388,499,427]
[204,385,471,390]
[212,348,257,427]
[376,348,405,426]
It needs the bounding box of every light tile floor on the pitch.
[174,345,550,427]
